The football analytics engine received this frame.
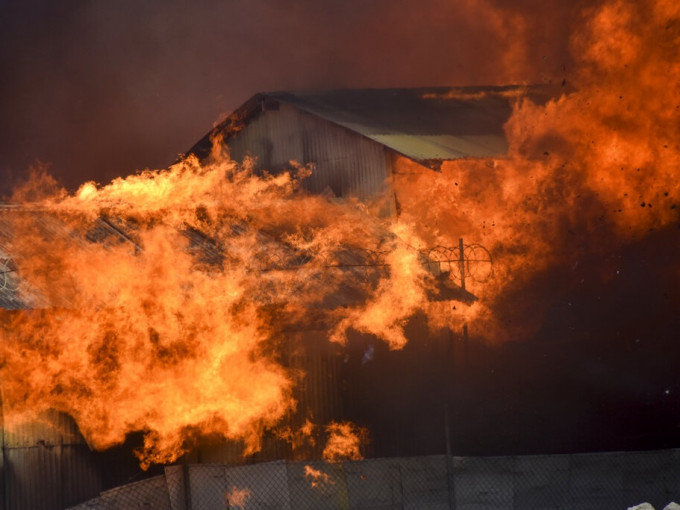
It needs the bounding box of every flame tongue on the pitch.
[1,220,295,467]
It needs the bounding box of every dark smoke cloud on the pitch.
[0,0,585,196]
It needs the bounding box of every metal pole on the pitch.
[183,459,192,510]
[458,238,469,361]
[458,238,465,292]
[445,238,468,508]
[445,327,455,509]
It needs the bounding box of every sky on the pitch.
[0,0,580,196]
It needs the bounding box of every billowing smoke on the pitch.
[1,0,585,195]
[396,0,680,341]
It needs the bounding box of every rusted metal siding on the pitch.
[228,104,394,207]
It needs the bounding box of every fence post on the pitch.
[182,460,192,510]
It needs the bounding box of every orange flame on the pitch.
[322,422,365,462]
[277,419,316,451]
[304,465,334,489]
[394,0,680,340]
[225,486,251,509]
[1,0,677,469]
[1,152,427,467]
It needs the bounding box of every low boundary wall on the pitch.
[70,449,680,509]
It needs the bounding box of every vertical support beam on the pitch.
[445,328,456,509]
[0,392,5,510]
[0,316,7,510]
[458,238,465,292]
[183,459,192,510]
[458,239,469,360]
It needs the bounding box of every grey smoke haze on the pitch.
[0,0,582,196]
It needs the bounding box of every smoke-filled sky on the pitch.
[0,0,584,196]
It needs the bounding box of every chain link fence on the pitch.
[68,450,680,509]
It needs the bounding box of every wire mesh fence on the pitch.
[68,450,680,510]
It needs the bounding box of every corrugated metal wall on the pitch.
[287,330,344,428]
[196,329,346,464]
[342,315,462,459]
[0,409,102,510]
[228,103,395,213]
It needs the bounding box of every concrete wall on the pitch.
[69,449,680,509]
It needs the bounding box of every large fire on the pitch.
[0,0,678,470]
[400,0,680,339]
[0,155,420,467]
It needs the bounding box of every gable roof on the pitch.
[189,85,556,165]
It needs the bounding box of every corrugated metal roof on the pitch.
[269,87,520,161]
[192,86,555,164]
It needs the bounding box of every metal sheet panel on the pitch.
[4,444,101,510]
[286,460,347,510]
[285,330,344,459]
[344,457,403,509]
[399,455,450,509]
[187,87,556,214]
[5,446,62,510]
[513,454,571,509]
[187,464,226,510]
[452,455,515,509]
[99,475,171,510]
[228,104,392,203]
[55,450,680,509]
[371,134,509,160]
[3,409,87,448]
[59,445,103,509]
[164,465,187,510]
[225,461,291,509]
[66,496,107,509]
[238,86,553,162]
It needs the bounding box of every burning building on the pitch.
[1,0,680,506]
[0,85,540,508]
[1,72,679,507]
[188,86,552,211]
